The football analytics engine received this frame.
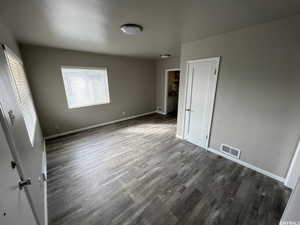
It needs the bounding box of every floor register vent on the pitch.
[220,144,241,159]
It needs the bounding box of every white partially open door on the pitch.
[0,113,37,225]
[184,57,220,149]
[0,45,46,225]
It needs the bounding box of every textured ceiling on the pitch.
[1,0,300,58]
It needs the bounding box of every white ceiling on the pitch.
[1,0,300,58]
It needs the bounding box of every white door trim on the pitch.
[163,68,180,114]
[182,57,220,149]
[285,141,300,189]
[186,57,221,64]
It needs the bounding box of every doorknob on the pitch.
[19,178,31,190]
[186,109,191,112]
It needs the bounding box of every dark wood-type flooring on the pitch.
[47,114,291,225]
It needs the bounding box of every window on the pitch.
[61,67,110,109]
[5,48,37,145]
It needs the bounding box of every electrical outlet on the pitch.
[122,112,126,116]
[157,106,162,111]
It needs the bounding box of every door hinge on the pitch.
[19,178,31,190]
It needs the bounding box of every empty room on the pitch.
[1,1,300,225]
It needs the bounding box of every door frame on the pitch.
[285,141,300,189]
[163,68,180,114]
[182,57,220,149]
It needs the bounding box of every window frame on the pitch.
[60,66,111,109]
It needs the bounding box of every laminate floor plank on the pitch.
[47,114,290,225]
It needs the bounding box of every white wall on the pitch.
[177,14,300,178]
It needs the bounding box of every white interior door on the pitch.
[184,57,220,148]
[0,46,46,225]
[0,115,37,225]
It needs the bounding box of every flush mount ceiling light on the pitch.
[160,54,171,59]
[120,24,143,35]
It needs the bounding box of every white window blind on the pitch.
[61,67,110,109]
[5,50,37,145]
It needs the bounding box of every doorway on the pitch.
[164,69,180,116]
[183,57,220,149]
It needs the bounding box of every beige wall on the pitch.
[177,15,300,178]
[20,44,156,137]
[155,57,180,112]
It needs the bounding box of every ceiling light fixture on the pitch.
[160,54,171,59]
[120,24,143,35]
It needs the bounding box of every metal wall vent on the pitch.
[220,144,241,159]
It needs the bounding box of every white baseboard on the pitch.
[207,147,285,183]
[156,110,167,115]
[284,141,300,189]
[170,133,285,183]
[176,134,183,139]
[45,111,156,140]
[45,112,285,184]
